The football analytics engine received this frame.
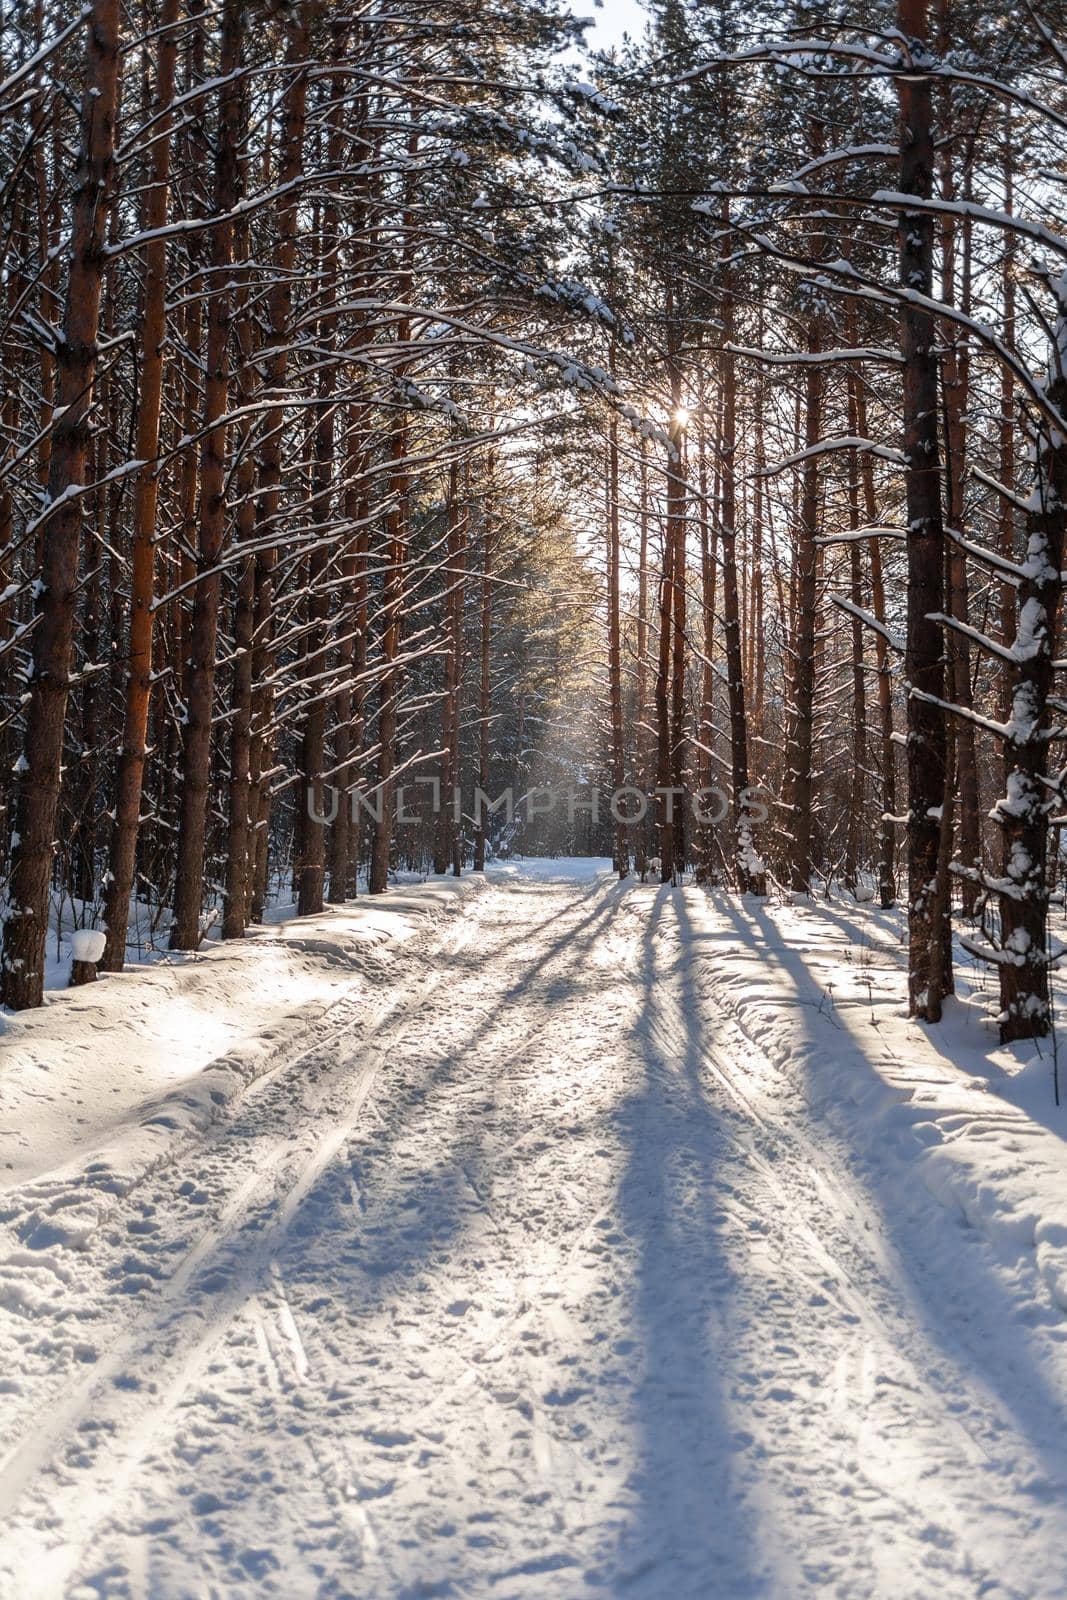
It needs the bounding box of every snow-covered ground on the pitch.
[1,859,1066,1599]
[0,879,479,1197]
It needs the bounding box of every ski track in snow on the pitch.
[1,862,1067,1599]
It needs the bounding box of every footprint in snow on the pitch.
[543,1385,589,1407]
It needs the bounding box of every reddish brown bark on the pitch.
[656,349,686,884]
[846,348,897,908]
[782,327,822,892]
[938,61,980,917]
[369,410,410,895]
[607,406,627,877]
[327,417,369,903]
[168,0,244,951]
[2,0,122,1009]
[101,0,180,970]
[897,0,951,1018]
[435,460,463,875]
[220,206,260,942]
[718,239,759,892]
[635,442,650,878]
[474,452,495,872]
[244,24,310,926]
[369,136,417,895]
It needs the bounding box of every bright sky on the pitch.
[574,0,648,53]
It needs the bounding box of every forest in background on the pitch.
[1,0,1066,1045]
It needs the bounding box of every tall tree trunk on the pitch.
[782,117,824,894]
[607,406,627,877]
[168,0,243,951]
[220,206,260,941]
[656,355,686,884]
[369,410,409,895]
[938,46,980,918]
[782,328,822,892]
[846,337,897,907]
[718,235,760,892]
[369,139,417,895]
[897,0,950,1018]
[693,405,718,884]
[635,440,650,877]
[244,20,310,926]
[844,458,866,896]
[450,485,466,878]
[100,0,179,970]
[995,333,1067,1040]
[327,421,368,903]
[297,82,346,919]
[751,406,766,751]
[669,428,688,872]
[31,0,59,495]
[296,362,336,919]
[435,461,461,875]
[2,0,122,1009]
[436,459,466,878]
[345,489,372,896]
[474,451,495,871]
[998,112,1018,708]
[0,188,21,885]
[655,509,676,882]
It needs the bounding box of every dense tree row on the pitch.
[0,0,613,1007]
[2,0,1066,1049]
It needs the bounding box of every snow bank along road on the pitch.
[1,861,1067,1599]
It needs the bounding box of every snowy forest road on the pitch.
[2,862,1066,1600]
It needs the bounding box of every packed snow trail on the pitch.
[2,862,1067,1599]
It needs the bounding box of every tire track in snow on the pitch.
[0,897,483,1596]
[627,889,1061,1596]
[4,869,1065,1600]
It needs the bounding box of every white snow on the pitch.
[68,929,107,965]
[1,860,1066,1599]
[0,879,479,1199]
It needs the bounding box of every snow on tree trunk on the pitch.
[607,403,628,880]
[100,0,179,973]
[1,0,122,1010]
[896,0,951,1021]
[995,283,1067,1043]
[168,0,244,952]
[656,394,684,886]
[782,117,825,896]
[718,217,763,895]
[244,19,310,927]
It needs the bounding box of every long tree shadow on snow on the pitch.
[242,878,661,1582]
[699,888,1067,1488]
[118,880,651,1597]
[796,893,1067,1142]
[600,884,768,1599]
[270,874,636,1296]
